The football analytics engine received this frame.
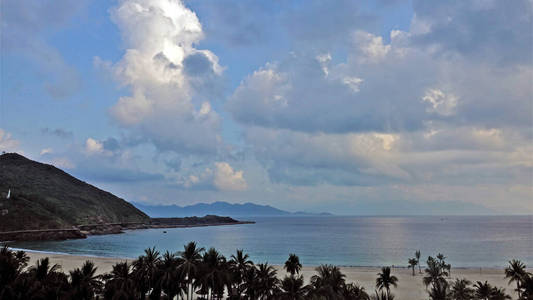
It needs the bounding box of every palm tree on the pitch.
[424,256,447,288]
[132,247,162,299]
[376,266,398,297]
[474,281,493,300]
[408,258,417,276]
[436,253,451,278]
[505,259,529,298]
[29,257,62,281]
[284,254,302,276]
[256,263,279,299]
[428,279,450,300]
[242,265,260,300]
[416,250,421,274]
[309,264,346,298]
[178,241,204,300]
[199,247,229,300]
[519,273,533,300]
[159,251,185,300]
[27,257,69,299]
[373,290,395,300]
[450,278,474,300]
[229,249,254,297]
[103,261,136,300]
[0,245,29,290]
[278,275,308,300]
[68,260,102,300]
[342,283,370,300]
[490,287,511,300]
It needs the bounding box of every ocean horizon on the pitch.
[7,215,532,268]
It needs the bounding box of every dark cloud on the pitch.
[102,137,121,152]
[184,52,214,76]
[186,0,276,47]
[164,158,182,172]
[266,164,399,187]
[411,0,532,65]
[281,0,377,48]
[227,52,434,134]
[41,128,74,139]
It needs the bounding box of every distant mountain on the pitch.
[0,153,150,231]
[132,201,332,218]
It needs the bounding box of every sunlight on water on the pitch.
[9,216,533,267]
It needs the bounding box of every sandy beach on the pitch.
[24,251,518,299]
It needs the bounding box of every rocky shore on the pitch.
[0,229,87,241]
[0,215,255,241]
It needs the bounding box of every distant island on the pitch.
[132,201,333,218]
[0,153,252,241]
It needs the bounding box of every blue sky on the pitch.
[1,0,532,215]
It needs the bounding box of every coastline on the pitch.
[0,219,255,242]
[21,250,518,299]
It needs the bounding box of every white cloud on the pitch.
[175,162,247,191]
[214,162,247,191]
[342,77,363,93]
[40,148,53,156]
[0,129,19,152]
[353,31,391,63]
[226,1,532,202]
[50,157,75,169]
[85,138,104,155]
[422,88,458,116]
[180,168,213,188]
[103,0,223,155]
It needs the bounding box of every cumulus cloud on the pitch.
[214,162,247,191]
[422,89,458,116]
[102,0,224,155]
[226,0,532,208]
[8,0,530,213]
[229,27,532,135]
[244,125,532,189]
[353,31,391,63]
[175,162,247,191]
[85,138,105,155]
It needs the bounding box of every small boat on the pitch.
[6,189,10,199]
[163,231,167,233]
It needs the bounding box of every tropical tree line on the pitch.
[407,250,533,300]
[1,244,531,300]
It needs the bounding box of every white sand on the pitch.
[24,251,518,299]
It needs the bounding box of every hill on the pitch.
[133,201,332,218]
[0,153,150,232]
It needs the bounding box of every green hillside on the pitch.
[0,153,149,231]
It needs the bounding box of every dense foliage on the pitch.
[1,244,531,300]
[0,153,149,231]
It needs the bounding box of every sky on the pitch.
[0,0,532,215]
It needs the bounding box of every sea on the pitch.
[7,216,533,268]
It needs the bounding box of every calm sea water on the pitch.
[8,216,533,268]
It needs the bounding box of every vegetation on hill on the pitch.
[1,244,530,300]
[0,153,149,231]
